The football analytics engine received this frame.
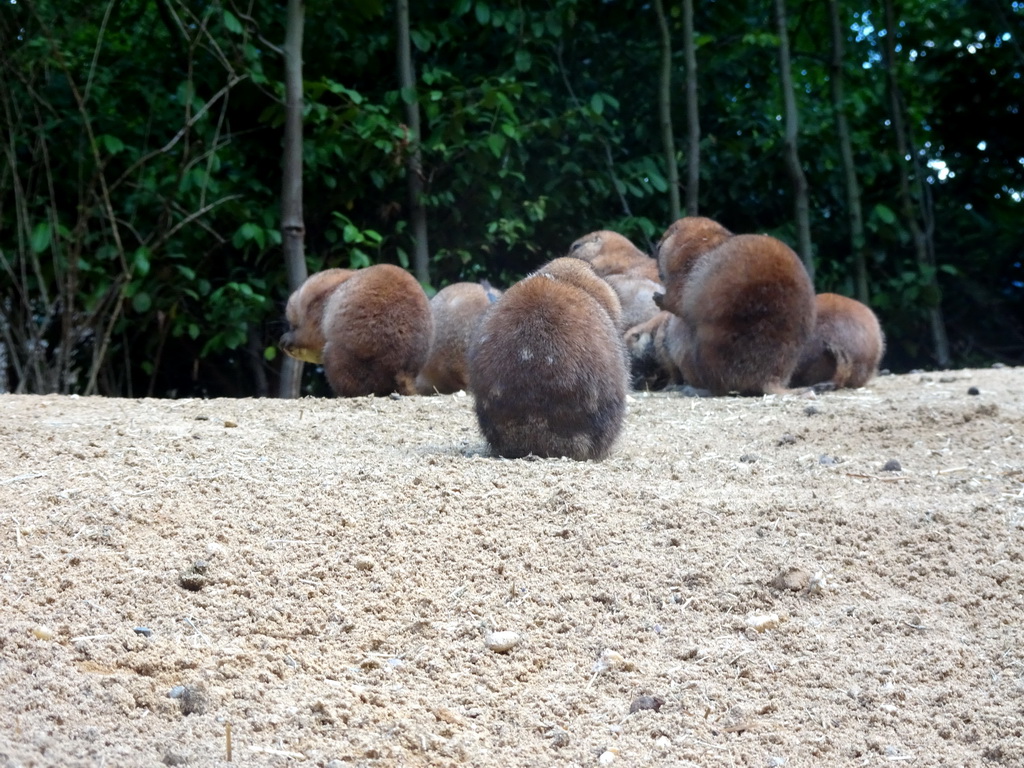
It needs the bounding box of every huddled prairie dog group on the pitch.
[280,217,884,460]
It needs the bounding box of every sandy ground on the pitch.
[1,366,1022,768]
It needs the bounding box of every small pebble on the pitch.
[484,630,521,654]
[967,386,980,396]
[598,749,617,765]
[592,648,626,673]
[133,626,153,638]
[808,571,828,595]
[178,561,208,592]
[629,695,665,714]
[818,455,838,466]
[354,556,376,572]
[223,420,238,428]
[32,625,55,641]
[162,750,190,766]
[804,405,820,416]
[882,459,902,472]
[745,612,783,633]
[548,729,570,748]
[168,686,186,699]
[178,685,208,716]
[770,567,811,592]
[389,392,402,400]
[739,454,757,464]
[777,433,796,446]
[654,735,671,750]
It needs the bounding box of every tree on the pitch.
[774,0,814,283]
[881,0,950,367]
[827,0,868,304]
[653,0,681,221]
[396,0,430,286]
[682,0,700,216]
[279,0,308,398]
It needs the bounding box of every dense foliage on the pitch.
[2,0,1021,396]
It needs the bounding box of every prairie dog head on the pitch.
[568,230,655,281]
[532,257,622,328]
[279,268,353,364]
[655,217,732,311]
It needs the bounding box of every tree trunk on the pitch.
[279,0,307,398]
[882,0,951,367]
[774,0,814,284]
[396,0,430,286]
[827,0,868,304]
[682,0,700,216]
[653,0,681,221]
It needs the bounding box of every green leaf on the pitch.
[646,169,668,192]
[590,93,604,115]
[874,204,897,224]
[410,30,431,52]
[99,134,125,154]
[133,247,151,278]
[343,223,361,243]
[475,2,490,25]
[223,10,242,34]
[545,12,562,36]
[30,222,51,254]
[263,346,278,361]
[132,291,152,313]
[514,49,531,72]
[486,133,506,158]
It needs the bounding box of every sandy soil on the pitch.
[1,367,1022,768]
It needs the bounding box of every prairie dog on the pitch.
[655,217,816,395]
[791,293,885,389]
[416,281,502,395]
[568,230,660,282]
[624,311,686,390]
[468,258,628,460]
[280,264,432,396]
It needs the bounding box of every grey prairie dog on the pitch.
[280,264,432,397]
[416,281,502,395]
[468,257,628,460]
[790,293,885,389]
[624,310,686,391]
[567,230,660,283]
[655,216,816,396]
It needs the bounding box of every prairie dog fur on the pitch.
[655,217,816,396]
[280,264,432,397]
[468,258,628,460]
[416,281,502,395]
[791,293,885,389]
